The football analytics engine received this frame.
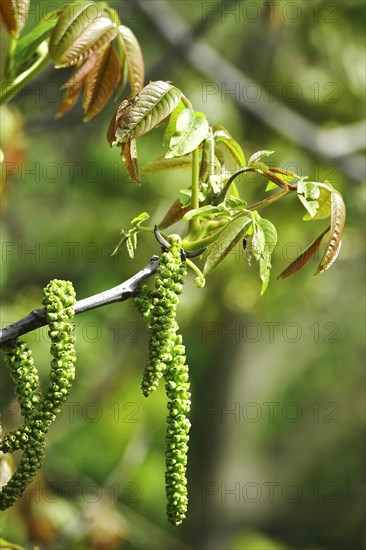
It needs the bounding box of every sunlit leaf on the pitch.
[257,218,277,254]
[265,181,278,191]
[57,53,98,118]
[0,0,30,37]
[49,1,117,68]
[213,125,246,166]
[259,251,272,295]
[303,185,332,220]
[297,181,322,217]
[203,215,251,276]
[131,212,149,227]
[83,44,120,121]
[277,227,329,279]
[245,224,265,263]
[109,81,181,146]
[122,138,139,183]
[163,100,186,146]
[316,191,346,274]
[166,110,209,158]
[118,25,144,94]
[141,154,192,174]
[247,150,274,166]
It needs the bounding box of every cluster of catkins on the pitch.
[134,235,191,525]
[0,280,76,510]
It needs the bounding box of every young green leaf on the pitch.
[163,100,186,146]
[166,110,209,158]
[49,1,117,68]
[316,191,346,274]
[117,25,144,95]
[277,227,329,279]
[213,125,246,167]
[83,44,120,121]
[297,181,321,217]
[257,218,277,254]
[259,252,272,295]
[141,155,192,174]
[303,185,332,221]
[122,139,139,183]
[110,81,182,145]
[245,224,265,263]
[203,215,251,276]
[0,0,30,38]
[131,212,149,227]
[247,150,274,166]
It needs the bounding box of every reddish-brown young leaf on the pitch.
[122,139,139,183]
[56,53,98,118]
[49,1,117,68]
[118,25,144,94]
[159,198,191,229]
[277,227,330,279]
[83,44,120,121]
[316,191,346,274]
[0,0,30,37]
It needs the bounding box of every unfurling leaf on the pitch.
[278,227,329,279]
[257,218,277,254]
[0,0,30,37]
[57,53,98,117]
[213,125,246,167]
[108,81,182,146]
[141,155,192,174]
[118,25,144,94]
[247,150,274,166]
[203,215,251,277]
[122,139,139,183]
[303,185,332,220]
[316,191,345,274]
[83,44,120,121]
[165,110,209,158]
[49,1,117,68]
[297,181,322,217]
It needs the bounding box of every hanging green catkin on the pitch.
[4,341,41,421]
[163,254,191,525]
[40,279,77,428]
[0,279,76,511]
[139,237,185,397]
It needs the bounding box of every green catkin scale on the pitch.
[134,236,191,524]
[0,280,76,510]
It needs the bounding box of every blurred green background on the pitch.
[1,0,365,549]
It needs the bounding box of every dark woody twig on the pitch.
[0,256,160,348]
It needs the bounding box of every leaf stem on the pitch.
[4,36,18,81]
[248,189,291,211]
[189,148,200,234]
[0,41,50,106]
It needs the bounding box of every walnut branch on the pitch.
[0,256,160,348]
